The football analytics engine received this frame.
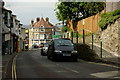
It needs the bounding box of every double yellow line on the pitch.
[12,55,17,80]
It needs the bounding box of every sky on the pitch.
[4,0,59,25]
[3,0,119,25]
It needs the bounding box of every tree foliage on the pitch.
[55,2,104,22]
[99,9,120,30]
[61,25,71,32]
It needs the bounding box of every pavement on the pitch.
[88,43,120,66]
[2,52,18,79]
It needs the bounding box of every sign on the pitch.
[52,35,62,38]
[5,34,10,41]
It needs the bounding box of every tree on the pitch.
[55,2,104,22]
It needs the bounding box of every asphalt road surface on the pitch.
[13,49,119,79]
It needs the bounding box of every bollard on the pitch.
[100,40,102,58]
[92,33,94,50]
[83,28,85,44]
[71,32,73,42]
[76,31,78,44]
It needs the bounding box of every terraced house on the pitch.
[29,17,59,49]
[1,1,26,55]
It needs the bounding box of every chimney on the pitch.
[36,17,40,22]
[31,19,34,24]
[46,17,49,22]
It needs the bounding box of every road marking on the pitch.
[56,64,79,73]
[12,55,17,80]
[90,71,119,78]
[87,61,120,69]
[113,76,120,78]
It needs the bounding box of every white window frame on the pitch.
[40,34,44,39]
[40,25,45,32]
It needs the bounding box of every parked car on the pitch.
[33,43,38,48]
[38,43,44,48]
[41,43,49,56]
[47,38,78,61]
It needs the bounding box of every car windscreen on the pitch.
[44,43,49,47]
[54,39,73,46]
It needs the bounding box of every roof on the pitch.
[2,7,12,13]
[33,17,54,28]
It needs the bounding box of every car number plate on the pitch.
[63,54,71,56]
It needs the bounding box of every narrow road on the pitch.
[13,49,119,79]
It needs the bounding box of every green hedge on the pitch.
[99,9,120,30]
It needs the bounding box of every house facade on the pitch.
[2,1,25,54]
[29,17,57,49]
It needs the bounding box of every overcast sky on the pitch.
[4,0,59,25]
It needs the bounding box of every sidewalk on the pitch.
[89,43,120,66]
[2,52,18,79]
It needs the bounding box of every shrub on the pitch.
[112,9,120,16]
[61,25,71,32]
[75,43,99,61]
[99,9,120,30]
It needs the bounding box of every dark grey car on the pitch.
[47,38,78,61]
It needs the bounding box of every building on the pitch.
[20,26,26,51]
[24,29,29,50]
[29,17,60,49]
[2,1,25,54]
[0,1,3,55]
[2,7,13,54]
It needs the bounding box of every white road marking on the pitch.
[113,76,120,78]
[87,61,120,69]
[90,71,119,78]
[56,64,79,73]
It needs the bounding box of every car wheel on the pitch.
[41,51,43,55]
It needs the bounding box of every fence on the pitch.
[66,10,104,35]
[63,30,118,59]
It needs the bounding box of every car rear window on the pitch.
[44,43,49,47]
[54,39,73,46]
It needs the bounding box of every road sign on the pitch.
[52,35,62,38]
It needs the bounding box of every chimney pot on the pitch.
[46,17,49,22]
[36,17,40,22]
[31,19,34,24]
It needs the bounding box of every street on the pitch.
[10,49,119,79]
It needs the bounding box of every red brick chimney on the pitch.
[36,17,40,22]
[46,17,49,22]
[31,19,34,24]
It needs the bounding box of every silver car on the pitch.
[41,43,49,56]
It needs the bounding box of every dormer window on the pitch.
[40,26,45,32]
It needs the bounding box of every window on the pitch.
[36,34,39,39]
[40,26,45,32]
[40,34,44,39]
[46,34,49,39]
